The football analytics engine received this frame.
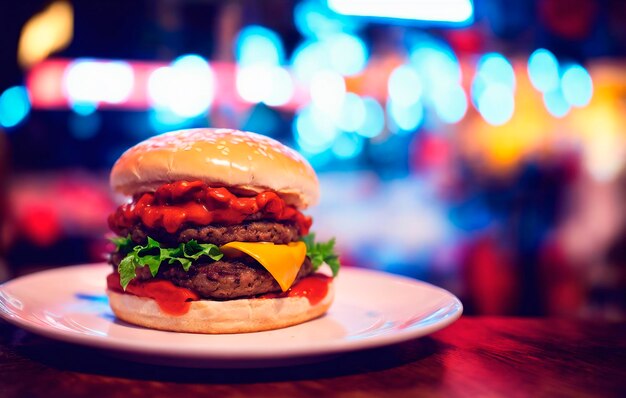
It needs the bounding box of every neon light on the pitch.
[327,0,474,23]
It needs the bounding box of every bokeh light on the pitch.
[336,93,366,132]
[388,64,422,107]
[147,54,215,118]
[476,53,515,90]
[476,84,515,126]
[309,70,346,116]
[293,105,339,154]
[387,99,424,134]
[0,86,31,129]
[528,49,559,93]
[543,88,570,118]
[561,64,593,107]
[235,25,284,67]
[358,97,385,138]
[64,59,134,105]
[332,132,364,159]
[326,33,368,76]
[410,41,461,89]
[432,84,467,124]
[327,0,473,23]
[236,65,294,106]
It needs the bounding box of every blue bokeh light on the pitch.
[388,64,422,107]
[327,33,368,76]
[291,34,367,81]
[309,69,346,116]
[148,54,215,118]
[0,86,31,129]
[291,41,330,83]
[236,65,294,106]
[410,41,461,90]
[358,97,385,138]
[476,53,515,90]
[148,108,196,133]
[543,88,570,118]
[470,74,488,108]
[294,0,361,38]
[476,84,515,126]
[294,0,340,38]
[235,25,284,67]
[561,64,593,107]
[336,93,366,132]
[68,112,102,140]
[432,84,467,124]
[528,49,559,93]
[293,105,339,154]
[70,101,97,116]
[387,99,424,134]
[332,132,364,159]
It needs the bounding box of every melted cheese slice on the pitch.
[219,241,306,291]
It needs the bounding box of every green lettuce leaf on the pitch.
[110,232,342,290]
[302,233,341,277]
[109,235,134,254]
[111,236,223,290]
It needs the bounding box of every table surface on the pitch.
[1,317,624,398]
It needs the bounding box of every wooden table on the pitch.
[1,317,624,398]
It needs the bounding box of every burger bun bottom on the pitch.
[106,281,334,334]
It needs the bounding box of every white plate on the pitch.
[0,263,462,367]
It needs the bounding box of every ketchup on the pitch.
[261,273,331,305]
[107,273,199,316]
[108,181,312,235]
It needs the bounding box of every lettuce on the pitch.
[111,236,223,290]
[301,233,341,277]
[110,233,342,290]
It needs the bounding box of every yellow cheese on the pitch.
[219,241,307,291]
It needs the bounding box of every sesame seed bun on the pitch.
[110,128,319,209]
[106,280,334,334]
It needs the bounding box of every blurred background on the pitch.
[1,0,625,319]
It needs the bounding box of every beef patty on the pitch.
[110,252,313,299]
[117,221,300,246]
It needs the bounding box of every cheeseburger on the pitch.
[106,128,340,333]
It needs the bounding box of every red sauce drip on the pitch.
[108,181,312,235]
[107,273,199,316]
[261,273,331,305]
[107,272,331,314]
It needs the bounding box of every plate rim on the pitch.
[0,264,463,360]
